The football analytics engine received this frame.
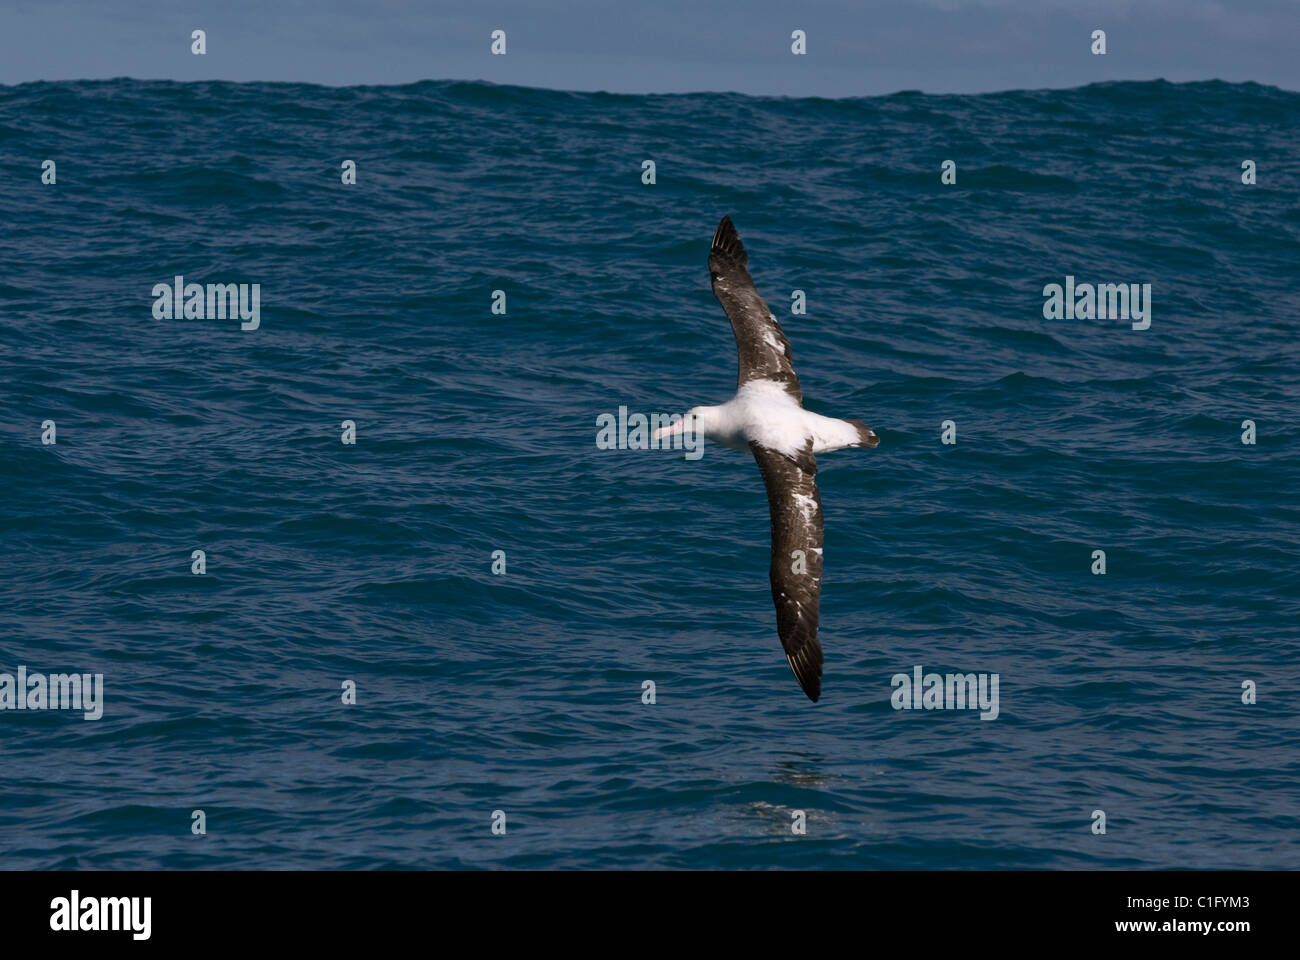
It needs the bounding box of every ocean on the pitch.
[0,77,1297,869]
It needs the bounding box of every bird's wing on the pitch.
[709,216,803,405]
[750,439,824,701]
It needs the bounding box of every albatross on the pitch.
[654,216,880,702]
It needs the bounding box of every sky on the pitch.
[1,0,1297,95]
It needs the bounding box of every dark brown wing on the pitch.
[709,216,803,404]
[750,439,824,701]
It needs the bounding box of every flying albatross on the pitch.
[654,216,880,702]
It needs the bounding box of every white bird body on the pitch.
[688,379,867,458]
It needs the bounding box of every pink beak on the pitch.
[654,417,693,442]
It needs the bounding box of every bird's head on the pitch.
[653,406,711,443]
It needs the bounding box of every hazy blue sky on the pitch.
[2,0,1297,95]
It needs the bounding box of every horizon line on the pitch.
[3,74,1296,101]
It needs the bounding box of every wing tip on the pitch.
[711,215,747,267]
[786,641,824,702]
[789,654,822,702]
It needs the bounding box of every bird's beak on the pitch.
[654,417,692,442]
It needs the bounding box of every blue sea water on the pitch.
[0,78,1297,870]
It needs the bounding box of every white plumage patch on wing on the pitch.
[791,492,819,523]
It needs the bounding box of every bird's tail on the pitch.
[843,419,880,448]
